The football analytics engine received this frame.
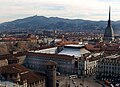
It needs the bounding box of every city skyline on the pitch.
[1,0,120,23]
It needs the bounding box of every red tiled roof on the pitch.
[0,52,26,61]
[85,43,120,52]
[0,64,46,85]
[0,52,26,59]
[0,64,28,74]
[26,52,74,60]
[13,52,26,57]
[59,42,79,45]
[30,46,56,51]
[20,71,46,84]
[85,44,101,52]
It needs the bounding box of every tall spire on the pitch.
[103,6,114,42]
[108,6,111,26]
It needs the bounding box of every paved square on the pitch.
[57,75,103,87]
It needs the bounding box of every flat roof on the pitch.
[58,48,90,57]
[65,44,84,48]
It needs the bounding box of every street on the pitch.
[57,75,103,87]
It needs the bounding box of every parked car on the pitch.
[69,75,78,79]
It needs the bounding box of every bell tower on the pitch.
[46,61,57,87]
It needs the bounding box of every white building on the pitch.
[79,53,99,76]
[97,54,120,78]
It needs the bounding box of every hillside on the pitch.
[0,15,120,34]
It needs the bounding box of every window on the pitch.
[75,61,78,68]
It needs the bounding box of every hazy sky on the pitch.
[0,0,120,23]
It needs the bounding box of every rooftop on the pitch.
[0,64,46,85]
[20,71,46,84]
[30,46,56,51]
[58,48,80,57]
[27,52,74,60]
[85,43,120,52]
[58,47,90,57]
[105,54,120,59]
[0,64,28,74]
[65,44,84,48]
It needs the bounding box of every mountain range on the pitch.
[0,15,120,34]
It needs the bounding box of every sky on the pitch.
[0,0,120,23]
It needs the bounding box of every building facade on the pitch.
[79,54,98,76]
[97,55,120,78]
[24,52,79,75]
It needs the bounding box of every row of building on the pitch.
[25,44,120,79]
[0,43,120,87]
[24,45,99,76]
[0,52,58,87]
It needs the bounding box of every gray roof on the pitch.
[58,47,90,57]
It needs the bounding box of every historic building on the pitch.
[103,6,114,42]
[0,52,26,65]
[97,54,120,79]
[23,44,103,77]
[79,53,100,76]
[0,64,46,87]
[46,61,57,87]
[24,52,79,75]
